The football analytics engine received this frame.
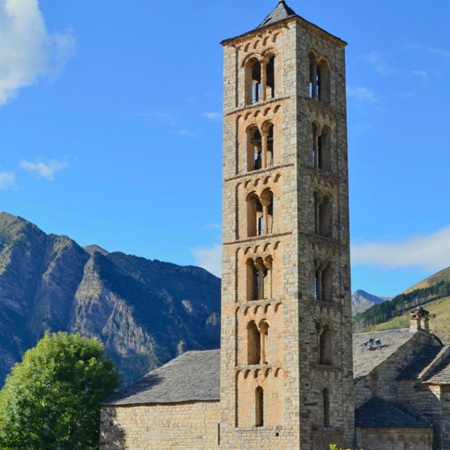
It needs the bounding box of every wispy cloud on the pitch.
[20,159,68,181]
[0,0,75,105]
[193,243,222,277]
[406,44,450,60]
[176,128,202,139]
[351,226,450,271]
[203,112,221,122]
[412,70,430,86]
[0,171,16,189]
[347,86,379,103]
[363,50,399,76]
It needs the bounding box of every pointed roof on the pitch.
[257,0,298,29]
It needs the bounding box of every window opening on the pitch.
[323,389,330,427]
[259,321,269,364]
[255,387,264,427]
[319,325,332,365]
[266,56,275,100]
[247,321,261,365]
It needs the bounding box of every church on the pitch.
[100,2,450,449]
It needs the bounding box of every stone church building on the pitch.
[100,2,450,449]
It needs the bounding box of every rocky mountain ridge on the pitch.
[0,212,220,386]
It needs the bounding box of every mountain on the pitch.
[353,268,450,333]
[0,212,220,386]
[351,289,387,316]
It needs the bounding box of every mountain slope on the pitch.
[351,289,387,316]
[0,212,220,385]
[353,267,450,332]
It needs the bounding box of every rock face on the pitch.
[352,289,387,316]
[0,212,221,385]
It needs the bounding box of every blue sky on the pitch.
[1,0,450,297]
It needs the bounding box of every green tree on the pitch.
[0,331,119,449]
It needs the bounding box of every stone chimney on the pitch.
[409,307,430,333]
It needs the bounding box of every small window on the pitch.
[314,261,333,301]
[255,387,264,427]
[323,388,330,427]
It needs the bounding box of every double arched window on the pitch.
[246,54,276,105]
[247,190,274,237]
[312,123,331,171]
[309,52,331,104]
[247,256,273,301]
[247,123,275,171]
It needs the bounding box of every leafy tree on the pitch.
[0,332,119,449]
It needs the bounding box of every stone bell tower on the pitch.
[219,1,354,448]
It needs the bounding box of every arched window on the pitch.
[263,123,275,168]
[246,58,262,105]
[318,126,331,171]
[259,320,269,365]
[316,195,333,237]
[312,122,320,167]
[265,55,275,100]
[314,261,333,301]
[247,193,262,237]
[246,257,273,301]
[319,324,332,365]
[247,321,261,365]
[317,59,331,104]
[247,127,262,171]
[309,52,331,104]
[323,388,330,427]
[247,190,274,237]
[255,387,264,427]
[309,52,318,99]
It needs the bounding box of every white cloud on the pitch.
[351,226,450,271]
[176,128,202,139]
[0,0,75,105]
[20,159,68,180]
[193,243,222,277]
[0,171,16,189]
[412,70,430,85]
[347,86,379,103]
[363,50,398,76]
[203,112,221,122]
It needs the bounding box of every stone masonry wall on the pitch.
[100,402,220,450]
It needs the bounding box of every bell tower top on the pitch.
[257,0,298,29]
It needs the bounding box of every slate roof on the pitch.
[352,328,416,382]
[103,350,220,406]
[423,350,450,384]
[355,396,432,428]
[396,345,449,381]
[257,0,298,29]
[106,329,450,406]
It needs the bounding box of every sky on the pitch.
[1,0,450,297]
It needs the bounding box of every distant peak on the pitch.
[84,244,109,256]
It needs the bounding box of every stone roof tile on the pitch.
[257,1,298,29]
[396,346,449,380]
[355,396,432,428]
[103,350,220,406]
[423,351,450,385]
[352,328,415,382]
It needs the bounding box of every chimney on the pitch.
[409,307,430,333]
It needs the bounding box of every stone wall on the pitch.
[100,402,220,450]
[356,426,433,450]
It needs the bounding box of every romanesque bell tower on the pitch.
[219,1,354,448]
